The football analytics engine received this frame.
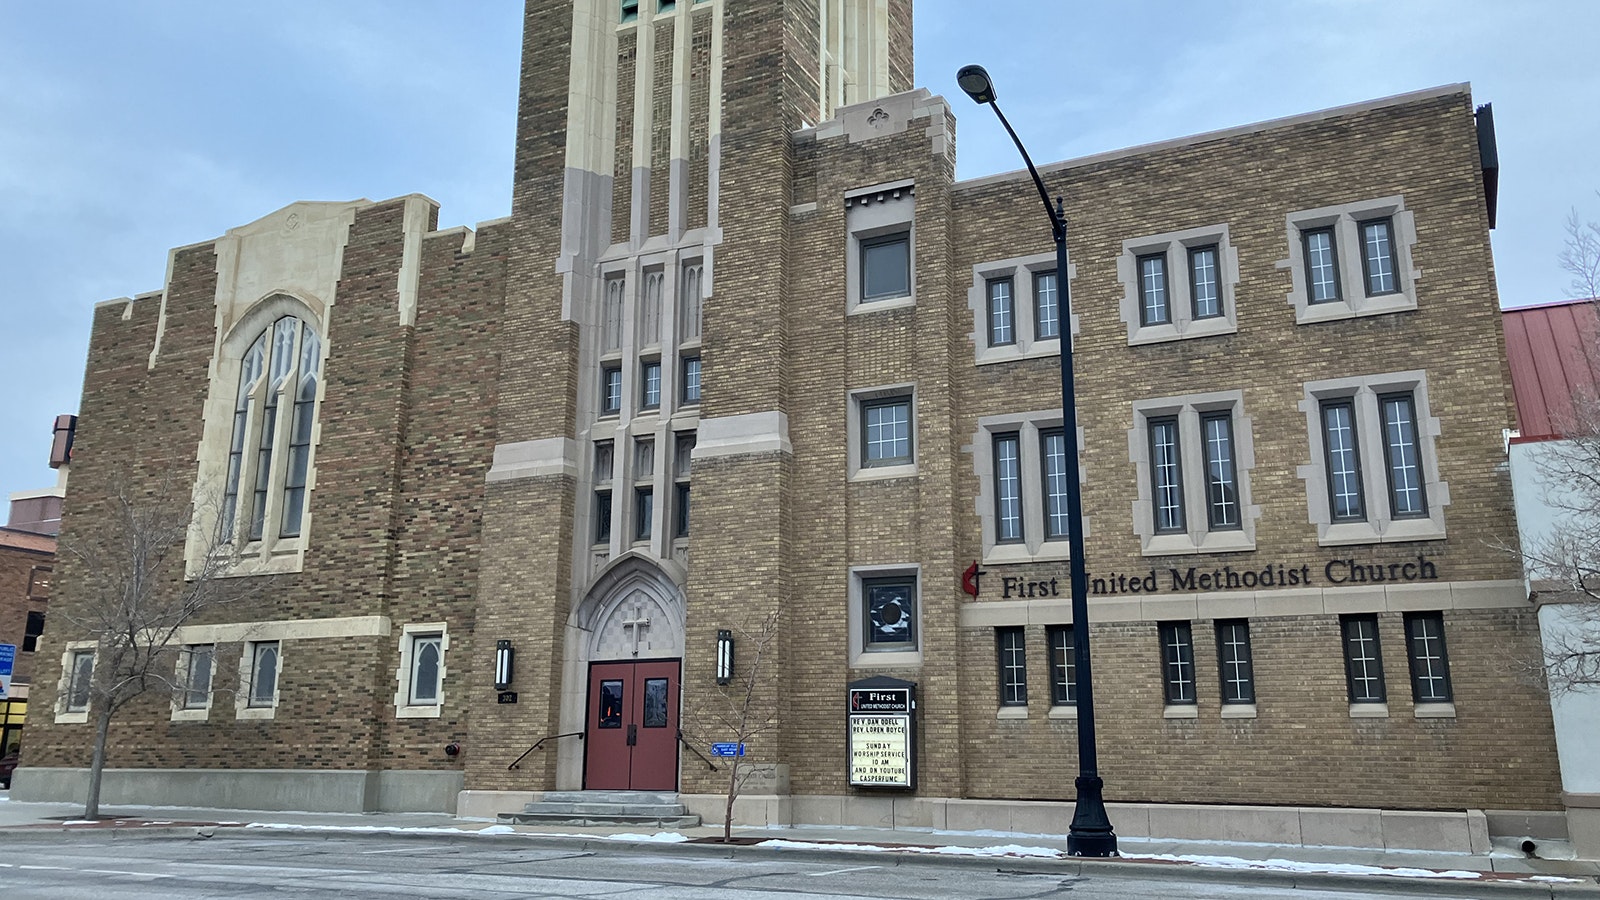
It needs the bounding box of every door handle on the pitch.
[627,723,637,746]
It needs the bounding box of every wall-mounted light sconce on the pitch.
[716,629,734,686]
[494,640,514,691]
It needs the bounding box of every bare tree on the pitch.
[1559,194,1600,302]
[55,476,264,818]
[683,611,782,843]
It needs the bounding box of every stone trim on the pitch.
[174,615,391,645]
[1128,389,1259,556]
[393,622,449,719]
[966,251,1079,366]
[487,438,578,483]
[1278,196,1419,324]
[53,639,96,725]
[847,563,923,669]
[695,411,791,459]
[956,580,1524,628]
[1117,223,1240,345]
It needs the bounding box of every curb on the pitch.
[8,822,1596,898]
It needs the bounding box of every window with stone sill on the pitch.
[239,640,280,719]
[56,643,96,722]
[1117,224,1239,345]
[394,625,448,718]
[845,182,915,315]
[178,644,215,711]
[1129,390,1258,556]
[996,626,1028,708]
[1297,371,1446,546]
[1281,196,1418,324]
[848,385,917,481]
[967,252,1076,365]
[971,412,1082,564]
[847,565,922,668]
[1160,621,1198,707]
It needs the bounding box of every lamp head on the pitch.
[957,65,996,104]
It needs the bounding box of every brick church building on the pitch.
[17,0,1572,850]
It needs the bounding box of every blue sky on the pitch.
[3,1,1598,499]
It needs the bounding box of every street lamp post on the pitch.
[957,64,1117,858]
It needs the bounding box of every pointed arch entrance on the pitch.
[574,555,685,791]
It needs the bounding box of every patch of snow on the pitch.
[603,832,690,843]
[1123,853,1482,880]
[756,839,1060,859]
[1529,875,1585,883]
[245,823,482,835]
[61,820,99,825]
[475,825,516,835]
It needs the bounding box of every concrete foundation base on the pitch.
[11,767,464,814]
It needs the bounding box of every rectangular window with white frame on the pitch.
[1160,621,1197,708]
[395,625,448,718]
[1214,620,1255,707]
[1283,196,1417,324]
[1405,611,1453,707]
[971,412,1080,563]
[1118,224,1239,344]
[1299,372,1445,545]
[1130,390,1256,556]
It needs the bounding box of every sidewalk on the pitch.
[2,792,1598,897]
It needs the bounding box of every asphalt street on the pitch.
[0,831,1491,900]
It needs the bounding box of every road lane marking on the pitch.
[808,865,883,876]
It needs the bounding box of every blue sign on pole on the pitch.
[0,643,15,701]
[710,742,745,757]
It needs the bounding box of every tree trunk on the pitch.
[723,753,739,842]
[84,705,113,820]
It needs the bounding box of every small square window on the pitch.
[1214,620,1254,704]
[1405,612,1452,703]
[863,576,916,650]
[408,633,443,706]
[681,356,701,405]
[640,361,662,409]
[248,641,280,708]
[602,366,622,415]
[1341,614,1386,704]
[996,626,1028,706]
[862,396,912,466]
[1138,253,1170,325]
[861,233,910,302]
[1159,621,1196,705]
[181,644,215,709]
[987,278,1015,347]
[1048,624,1078,706]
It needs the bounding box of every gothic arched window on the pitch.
[221,314,323,544]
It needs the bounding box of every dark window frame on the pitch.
[594,490,613,543]
[986,276,1016,347]
[996,626,1028,706]
[22,610,45,652]
[860,231,912,302]
[1041,427,1070,540]
[1159,621,1197,705]
[993,431,1024,543]
[861,395,913,467]
[1341,614,1387,704]
[1188,243,1222,320]
[1201,411,1241,531]
[1320,398,1366,522]
[1137,252,1171,326]
[601,366,623,415]
[1404,611,1453,703]
[1149,416,1185,533]
[639,359,662,410]
[1214,620,1255,704]
[1302,226,1342,303]
[634,487,653,541]
[1379,391,1428,518]
[1358,216,1399,296]
[862,575,917,651]
[1033,270,1060,340]
[1047,623,1078,706]
[681,355,701,405]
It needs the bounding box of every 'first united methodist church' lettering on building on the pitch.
[992,555,1441,599]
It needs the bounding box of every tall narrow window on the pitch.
[1160,621,1196,705]
[635,488,654,540]
[641,361,662,409]
[226,315,323,546]
[248,641,280,707]
[181,644,215,709]
[603,277,625,351]
[1138,253,1170,325]
[1034,271,1060,340]
[23,610,45,652]
[1321,400,1365,521]
[681,356,701,405]
[408,634,443,706]
[594,441,614,545]
[1342,614,1386,704]
[602,366,622,415]
[1202,412,1239,529]
[1189,245,1220,319]
[679,263,703,341]
[1405,612,1452,703]
[67,650,94,712]
[674,432,694,538]
[641,270,663,345]
[1303,227,1340,303]
[1215,620,1254,704]
[1149,418,1184,532]
[1381,392,1425,517]
[1360,218,1398,295]
[987,277,1015,346]
[996,626,1028,706]
[1042,428,1070,539]
[1048,623,1077,706]
[993,432,1023,543]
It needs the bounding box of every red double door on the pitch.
[584,659,680,790]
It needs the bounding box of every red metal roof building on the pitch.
[1504,298,1600,441]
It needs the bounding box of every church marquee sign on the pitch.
[847,675,916,790]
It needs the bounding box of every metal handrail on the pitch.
[508,731,585,770]
[678,730,719,772]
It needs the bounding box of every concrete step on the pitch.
[498,812,702,828]
[497,790,701,828]
[537,790,680,806]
